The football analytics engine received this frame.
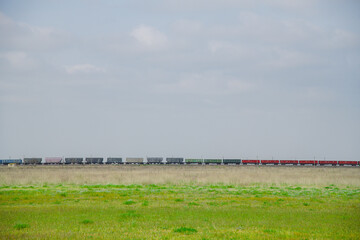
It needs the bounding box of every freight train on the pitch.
[0,157,358,166]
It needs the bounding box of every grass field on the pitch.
[0,165,359,239]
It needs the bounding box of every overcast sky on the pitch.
[0,0,359,160]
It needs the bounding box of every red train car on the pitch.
[280,160,298,165]
[299,160,317,165]
[338,161,358,166]
[318,160,338,166]
[261,160,279,165]
[242,160,260,164]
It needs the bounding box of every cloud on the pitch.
[130,25,168,49]
[0,12,69,51]
[65,64,106,74]
[0,51,37,70]
[156,71,254,95]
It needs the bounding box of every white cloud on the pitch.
[130,25,168,49]
[0,12,69,51]
[156,71,254,95]
[65,64,105,74]
[0,51,37,70]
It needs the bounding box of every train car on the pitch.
[147,157,163,164]
[185,159,203,164]
[23,158,42,164]
[44,157,63,164]
[338,160,358,166]
[0,159,22,165]
[126,158,144,164]
[280,160,298,165]
[166,158,184,164]
[299,160,317,165]
[85,158,103,164]
[64,158,83,164]
[106,157,123,164]
[318,160,337,166]
[204,159,222,164]
[223,159,241,164]
[242,159,260,165]
[261,160,280,165]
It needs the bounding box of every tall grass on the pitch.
[0,165,359,186]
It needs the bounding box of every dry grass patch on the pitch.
[0,165,359,186]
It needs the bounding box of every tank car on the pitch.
[106,157,123,164]
[85,158,104,164]
[64,158,83,164]
[126,158,144,164]
[147,157,163,164]
[24,158,42,164]
[44,157,63,164]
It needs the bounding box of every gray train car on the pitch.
[44,157,63,164]
[0,159,22,165]
[185,159,203,164]
[24,158,42,164]
[126,158,144,164]
[106,157,123,164]
[64,158,83,164]
[166,158,184,164]
[223,159,241,164]
[204,159,222,164]
[85,158,104,164]
[147,157,163,164]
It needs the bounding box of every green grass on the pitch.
[80,219,94,224]
[174,227,198,234]
[0,184,359,239]
[13,223,29,230]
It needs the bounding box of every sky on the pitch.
[0,0,359,160]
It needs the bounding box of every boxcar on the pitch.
[126,158,144,164]
[242,159,260,165]
[318,160,337,166]
[280,160,298,165]
[24,158,42,164]
[0,159,22,165]
[64,158,83,164]
[85,158,103,164]
[166,158,184,164]
[147,157,163,164]
[203,159,222,164]
[44,157,63,164]
[106,157,123,164]
[338,161,358,166]
[261,160,280,165]
[223,159,241,164]
[299,160,317,165]
[185,159,203,164]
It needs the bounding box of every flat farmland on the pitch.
[0,165,359,239]
[1,165,359,185]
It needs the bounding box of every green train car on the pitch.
[204,159,222,164]
[185,159,203,164]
